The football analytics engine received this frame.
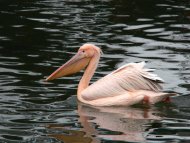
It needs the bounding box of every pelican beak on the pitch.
[45,51,90,81]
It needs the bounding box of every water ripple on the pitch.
[0,0,190,142]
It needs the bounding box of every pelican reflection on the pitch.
[48,102,164,143]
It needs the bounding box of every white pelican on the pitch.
[46,44,175,106]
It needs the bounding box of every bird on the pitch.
[45,44,175,106]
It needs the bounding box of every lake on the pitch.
[0,0,190,142]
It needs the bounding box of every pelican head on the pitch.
[46,44,101,81]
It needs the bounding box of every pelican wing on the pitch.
[81,62,164,101]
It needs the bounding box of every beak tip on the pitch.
[45,76,51,82]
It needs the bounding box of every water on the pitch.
[0,0,190,142]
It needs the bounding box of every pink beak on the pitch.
[46,51,90,81]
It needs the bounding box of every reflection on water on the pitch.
[0,0,190,142]
[46,101,190,143]
[46,102,161,143]
[78,103,160,142]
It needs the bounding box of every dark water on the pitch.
[0,0,190,142]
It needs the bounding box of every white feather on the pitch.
[81,62,164,101]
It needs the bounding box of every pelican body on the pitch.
[46,44,174,106]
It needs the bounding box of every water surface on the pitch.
[0,0,190,142]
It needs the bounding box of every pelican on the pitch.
[46,44,175,106]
